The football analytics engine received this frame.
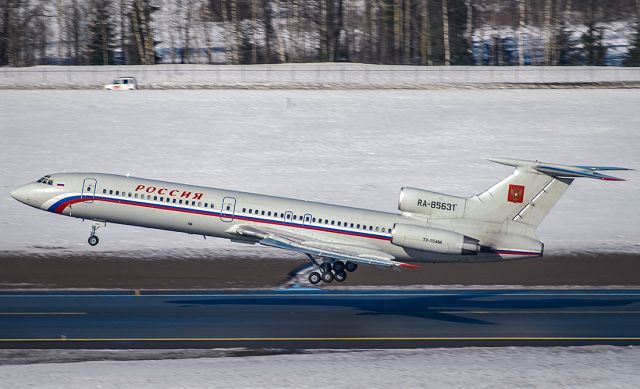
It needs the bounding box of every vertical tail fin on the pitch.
[464,158,630,230]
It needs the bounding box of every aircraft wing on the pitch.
[232,225,419,269]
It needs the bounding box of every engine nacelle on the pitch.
[399,187,466,218]
[391,223,480,255]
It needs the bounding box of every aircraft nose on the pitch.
[10,185,31,204]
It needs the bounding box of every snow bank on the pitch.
[0,347,638,388]
[0,89,637,256]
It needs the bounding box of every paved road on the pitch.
[1,289,640,348]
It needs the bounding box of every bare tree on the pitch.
[543,0,552,65]
[251,0,258,63]
[393,0,400,62]
[518,0,525,65]
[420,0,431,65]
[442,0,450,65]
[403,0,410,63]
[466,0,474,64]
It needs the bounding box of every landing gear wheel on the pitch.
[334,271,347,282]
[333,261,345,273]
[345,262,358,272]
[321,271,334,283]
[88,235,99,246]
[308,271,321,285]
[320,262,332,273]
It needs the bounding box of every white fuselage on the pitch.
[11,172,542,263]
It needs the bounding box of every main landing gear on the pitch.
[88,222,105,246]
[307,259,358,285]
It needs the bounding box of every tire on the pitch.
[333,261,345,273]
[320,262,332,272]
[308,271,321,285]
[88,235,99,246]
[334,271,347,282]
[345,262,358,272]
[321,271,334,283]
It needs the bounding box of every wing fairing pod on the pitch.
[487,158,632,181]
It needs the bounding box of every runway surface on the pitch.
[1,289,640,349]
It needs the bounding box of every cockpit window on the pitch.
[36,175,53,185]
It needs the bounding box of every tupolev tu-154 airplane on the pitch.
[11,158,630,284]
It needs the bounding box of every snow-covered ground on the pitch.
[0,89,638,256]
[0,347,638,388]
[1,64,640,89]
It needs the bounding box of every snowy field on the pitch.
[0,88,638,257]
[1,64,640,89]
[1,347,638,388]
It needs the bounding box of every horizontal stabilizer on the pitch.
[488,158,631,181]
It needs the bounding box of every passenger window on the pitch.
[173,199,177,203]
[128,192,132,197]
[261,211,265,215]
[369,226,373,230]
[375,227,379,232]
[205,203,208,208]
[312,218,316,223]
[160,197,163,201]
[280,213,285,218]
[337,221,341,226]
[198,202,202,207]
[350,223,354,228]
[109,190,113,194]
[293,215,297,220]
[179,200,183,204]
[357,224,360,229]
[192,201,196,206]
[134,193,138,198]
[331,221,335,225]
[268,211,272,216]
[102,189,106,194]
[154,196,157,201]
[115,191,119,195]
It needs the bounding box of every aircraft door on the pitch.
[283,211,293,224]
[303,213,313,226]
[220,197,236,222]
[81,178,97,203]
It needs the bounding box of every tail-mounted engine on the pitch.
[391,223,480,255]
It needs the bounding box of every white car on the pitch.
[104,77,138,90]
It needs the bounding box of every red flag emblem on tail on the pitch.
[508,184,525,203]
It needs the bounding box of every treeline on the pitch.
[1,0,640,67]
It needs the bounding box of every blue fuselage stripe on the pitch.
[49,194,392,241]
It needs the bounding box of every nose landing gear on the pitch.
[88,221,105,246]
[88,235,99,246]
